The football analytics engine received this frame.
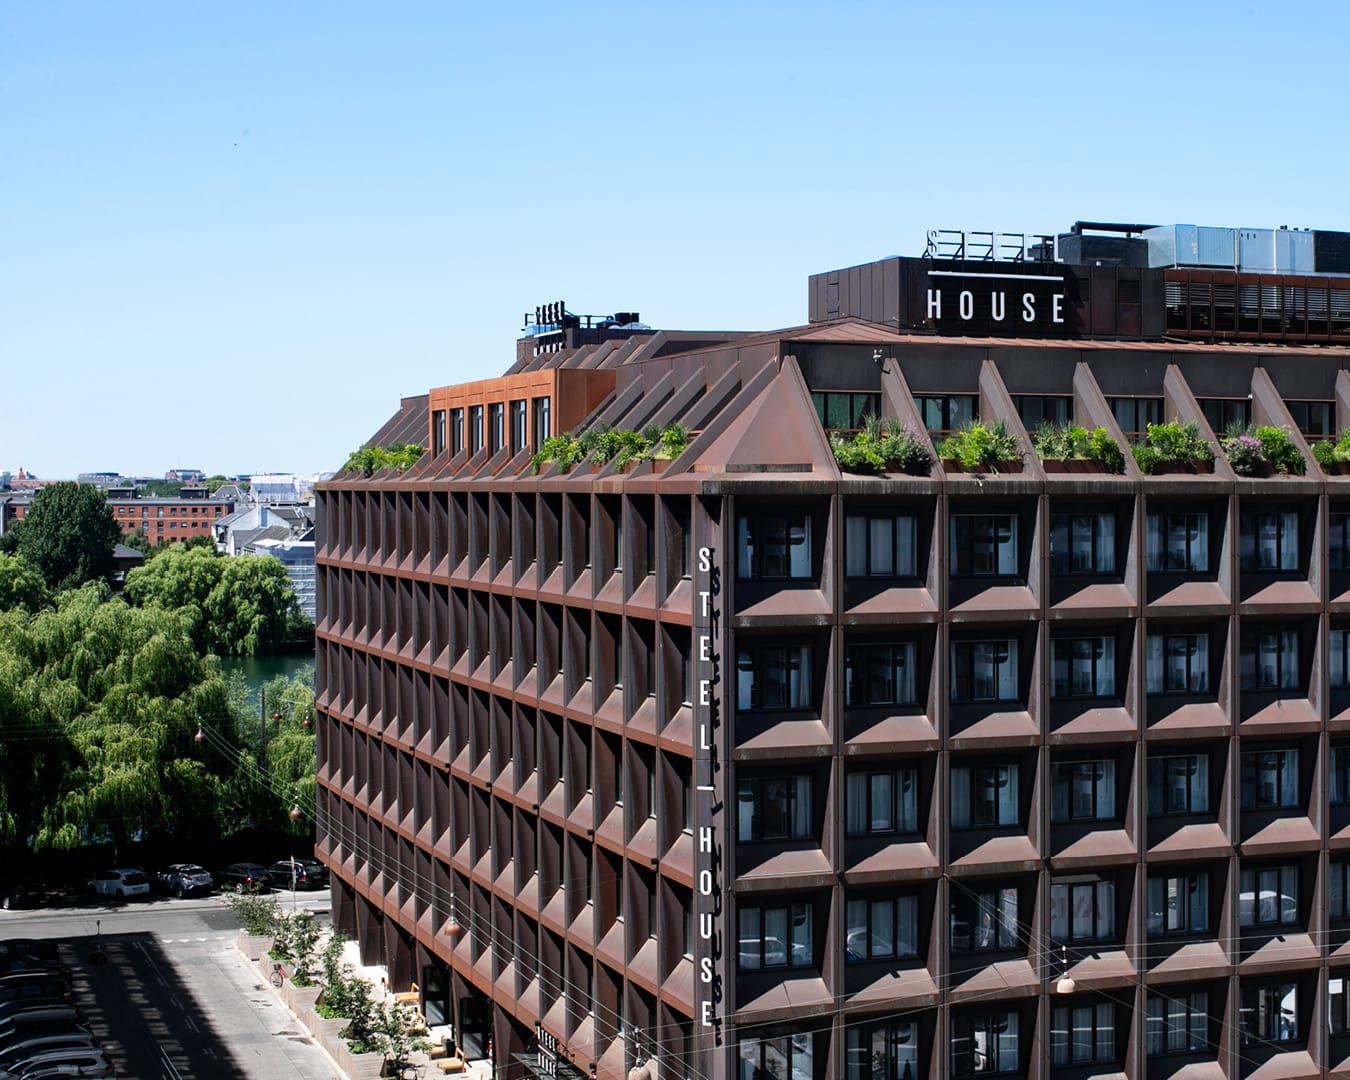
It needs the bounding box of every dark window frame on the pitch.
[735,774,813,843]
[1049,510,1117,576]
[845,641,918,707]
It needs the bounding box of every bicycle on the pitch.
[270,962,284,989]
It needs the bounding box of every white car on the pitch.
[86,869,149,901]
[0,1034,97,1072]
[5,1048,113,1078]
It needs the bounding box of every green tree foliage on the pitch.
[0,584,241,855]
[124,546,303,656]
[0,554,50,612]
[16,482,122,590]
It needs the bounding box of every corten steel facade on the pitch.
[316,253,1350,1080]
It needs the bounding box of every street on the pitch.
[2,892,341,1080]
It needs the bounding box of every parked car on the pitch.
[0,1034,97,1072]
[0,981,69,1008]
[266,859,328,891]
[154,864,214,899]
[0,1023,89,1057]
[215,864,272,894]
[86,869,150,901]
[0,884,40,912]
[3,1046,113,1077]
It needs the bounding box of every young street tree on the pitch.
[15,482,122,590]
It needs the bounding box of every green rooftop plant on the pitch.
[1220,424,1305,476]
[937,419,1021,471]
[1130,420,1214,475]
[830,416,934,475]
[1313,430,1350,469]
[530,423,693,474]
[1031,423,1126,473]
[343,444,424,477]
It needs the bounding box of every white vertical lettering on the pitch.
[927,289,942,319]
[698,869,713,895]
[1052,294,1065,323]
[699,591,711,617]
[1022,293,1036,322]
[990,292,1005,322]
[959,291,974,320]
[699,680,711,706]
[699,724,712,750]
[697,546,712,573]
[699,635,711,661]
[699,912,715,939]
[698,826,714,854]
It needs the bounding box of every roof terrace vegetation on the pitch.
[828,416,934,475]
[1130,420,1215,475]
[936,419,1022,472]
[1313,429,1350,470]
[1220,424,1305,477]
[342,443,424,477]
[1031,423,1125,473]
[530,422,690,474]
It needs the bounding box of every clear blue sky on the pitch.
[4,1,1348,478]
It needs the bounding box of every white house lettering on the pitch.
[926,287,1065,324]
[695,544,723,1038]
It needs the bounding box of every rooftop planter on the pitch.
[830,417,934,476]
[1220,424,1305,477]
[937,420,1022,474]
[1313,430,1350,474]
[1032,423,1125,474]
[531,423,689,474]
[343,444,423,477]
[1130,420,1215,476]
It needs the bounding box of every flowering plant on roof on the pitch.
[1220,424,1305,477]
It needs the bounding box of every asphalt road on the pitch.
[2,891,341,1080]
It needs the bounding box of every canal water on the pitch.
[218,652,315,707]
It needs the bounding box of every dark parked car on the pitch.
[266,859,328,891]
[215,864,272,894]
[155,864,214,898]
[0,883,40,911]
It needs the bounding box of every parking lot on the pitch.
[2,892,339,1079]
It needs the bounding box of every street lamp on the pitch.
[1055,945,1075,995]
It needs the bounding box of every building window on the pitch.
[1239,626,1299,690]
[845,513,917,578]
[1146,873,1209,935]
[736,644,811,712]
[845,642,917,707]
[469,406,484,453]
[1147,753,1209,815]
[1051,1002,1116,1067]
[1332,747,1350,805]
[950,886,1019,953]
[1330,629,1350,688]
[1331,862,1350,919]
[1051,636,1116,698]
[736,903,811,971]
[1287,400,1332,438]
[1145,631,1209,694]
[811,391,880,431]
[846,895,918,962]
[488,403,505,453]
[1050,760,1115,822]
[736,510,811,581]
[950,514,1017,577]
[1146,990,1209,1055]
[846,1024,918,1080]
[736,775,811,842]
[845,769,917,836]
[738,1035,812,1080]
[916,394,976,434]
[1238,866,1297,927]
[1014,394,1071,429]
[1199,397,1251,431]
[951,1011,1018,1077]
[1049,511,1115,575]
[1239,510,1298,572]
[1239,984,1298,1045]
[1109,396,1163,438]
[1240,749,1298,810]
[951,640,1018,704]
[950,764,1018,828]
[1050,879,1115,944]
[1146,511,1209,572]
[432,410,446,457]
[1332,513,1350,570]
[509,399,528,454]
[450,408,464,454]
[531,397,551,449]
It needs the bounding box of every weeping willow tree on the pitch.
[0,583,243,857]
